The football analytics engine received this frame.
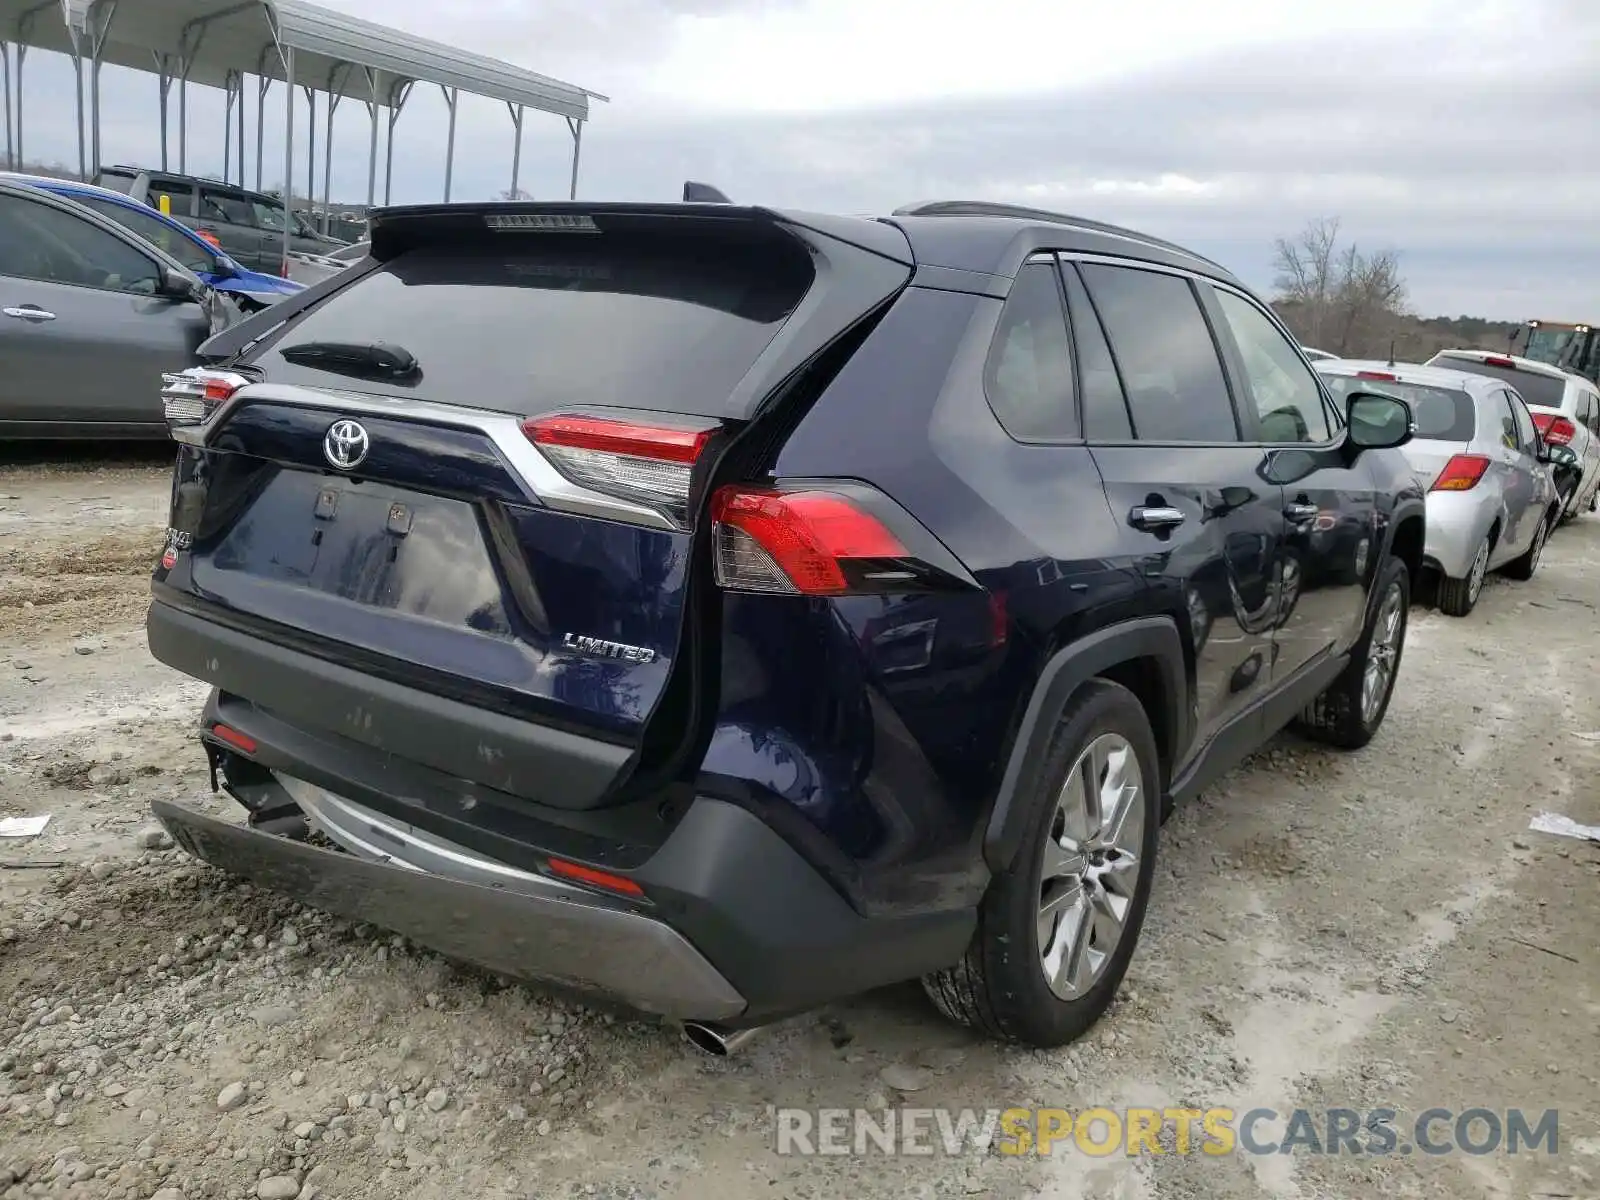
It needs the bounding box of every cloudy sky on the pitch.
[12,0,1599,318]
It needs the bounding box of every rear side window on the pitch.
[252,233,816,418]
[1062,265,1132,439]
[1428,354,1567,409]
[1078,263,1238,442]
[1317,374,1475,441]
[983,261,1075,441]
[146,179,196,216]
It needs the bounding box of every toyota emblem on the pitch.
[323,419,370,470]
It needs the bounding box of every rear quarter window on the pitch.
[249,233,816,419]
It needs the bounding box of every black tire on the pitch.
[1296,554,1409,750]
[922,679,1161,1047]
[1502,508,1555,582]
[1436,530,1490,617]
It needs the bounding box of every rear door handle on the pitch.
[3,305,57,322]
[1129,505,1186,531]
[1284,503,1319,522]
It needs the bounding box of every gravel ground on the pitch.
[2,449,1597,1200]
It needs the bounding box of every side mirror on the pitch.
[157,266,204,303]
[1541,442,1579,469]
[212,254,239,280]
[1345,392,1414,450]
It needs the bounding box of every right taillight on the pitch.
[523,412,718,527]
[1431,454,1491,492]
[710,486,913,595]
[1542,416,1577,445]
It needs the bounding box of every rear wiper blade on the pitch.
[279,340,420,381]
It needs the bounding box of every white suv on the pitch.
[1426,350,1600,520]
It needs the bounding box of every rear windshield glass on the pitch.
[1427,355,1567,409]
[1318,373,1475,441]
[250,232,815,417]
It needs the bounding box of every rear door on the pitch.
[0,189,202,428]
[1486,389,1537,559]
[167,210,912,808]
[1066,258,1286,751]
[1203,281,1372,676]
[199,186,267,270]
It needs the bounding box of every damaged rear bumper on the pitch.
[151,797,747,1021]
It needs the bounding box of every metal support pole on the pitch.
[69,32,85,179]
[222,70,238,183]
[383,81,410,206]
[507,102,524,198]
[236,70,245,183]
[176,21,205,177]
[280,45,295,275]
[2,42,12,172]
[567,117,584,201]
[302,85,316,231]
[321,65,346,235]
[254,47,272,191]
[155,55,174,171]
[86,0,116,177]
[441,85,458,202]
[363,68,379,209]
[10,41,24,168]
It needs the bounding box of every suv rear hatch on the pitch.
[152,203,913,810]
[1429,351,1576,440]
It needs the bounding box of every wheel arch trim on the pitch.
[982,616,1187,875]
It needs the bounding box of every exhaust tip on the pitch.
[682,1020,764,1057]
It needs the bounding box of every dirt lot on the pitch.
[2,449,1597,1200]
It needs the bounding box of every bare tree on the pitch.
[497,187,533,201]
[1271,217,1408,358]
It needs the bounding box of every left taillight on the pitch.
[522,412,718,528]
[160,367,249,436]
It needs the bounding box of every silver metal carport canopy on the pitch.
[2,0,606,258]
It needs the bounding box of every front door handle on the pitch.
[1129,505,1186,531]
[2,305,57,322]
[1284,502,1319,522]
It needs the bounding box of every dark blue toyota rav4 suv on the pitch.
[147,197,1424,1050]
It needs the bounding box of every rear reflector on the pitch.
[210,723,258,754]
[160,368,250,430]
[1431,454,1491,492]
[1357,370,1397,382]
[547,858,644,897]
[523,414,717,526]
[710,487,907,595]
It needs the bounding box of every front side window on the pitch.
[1211,287,1333,443]
[1077,263,1238,442]
[0,194,161,294]
[983,261,1076,441]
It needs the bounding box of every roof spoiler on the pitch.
[683,181,733,204]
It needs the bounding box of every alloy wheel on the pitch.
[1036,733,1144,1000]
[1361,581,1405,725]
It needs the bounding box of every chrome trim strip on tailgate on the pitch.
[152,798,747,1021]
[177,382,676,530]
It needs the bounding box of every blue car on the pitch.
[3,172,303,313]
[145,195,1424,1050]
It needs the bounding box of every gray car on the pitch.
[1317,359,1562,616]
[0,180,225,439]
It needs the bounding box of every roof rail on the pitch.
[891,199,1227,272]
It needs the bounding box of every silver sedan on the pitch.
[1317,360,1562,617]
